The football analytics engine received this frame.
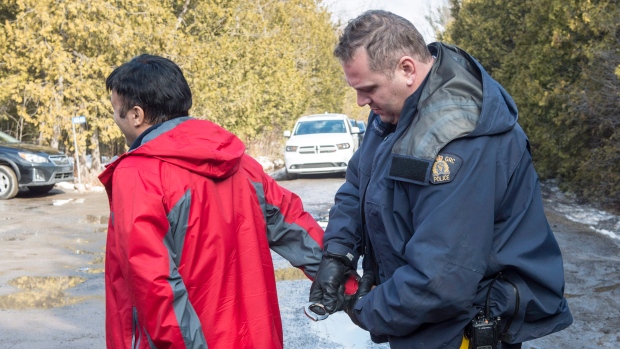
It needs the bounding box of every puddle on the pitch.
[593,283,620,293]
[564,293,583,298]
[89,256,104,265]
[77,267,104,274]
[4,236,27,241]
[65,245,94,254]
[274,267,307,281]
[0,276,86,310]
[86,215,109,224]
[3,231,34,241]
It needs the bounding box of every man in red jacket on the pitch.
[100,54,324,349]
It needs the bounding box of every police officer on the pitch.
[309,10,572,349]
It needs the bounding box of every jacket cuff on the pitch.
[324,243,356,265]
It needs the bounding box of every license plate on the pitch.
[62,167,72,172]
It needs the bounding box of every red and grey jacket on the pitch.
[99,117,323,349]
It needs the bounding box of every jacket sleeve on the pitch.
[355,139,557,337]
[260,170,324,278]
[323,136,364,261]
[110,166,188,348]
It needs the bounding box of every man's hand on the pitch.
[344,270,375,329]
[308,252,354,314]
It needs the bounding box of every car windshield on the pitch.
[349,119,366,132]
[0,130,20,143]
[294,120,346,135]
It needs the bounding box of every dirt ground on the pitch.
[527,208,620,348]
[0,180,618,348]
[0,187,108,348]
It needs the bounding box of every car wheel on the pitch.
[285,169,298,180]
[27,184,55,195]
[0,165,19,200]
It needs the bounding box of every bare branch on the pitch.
[176,0,191,31]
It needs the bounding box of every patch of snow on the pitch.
[256,156,275,172]
[271,250,388,348]
[594,229,620,241]
[55,182,75,190]
[54,182,105,193]
[307,312,386,348]
[52,199,74,206]
[554,203,616,226]
[277,277,389,349]
[89,186,105,193]
[547,195,620,242]
[541,181,619,243]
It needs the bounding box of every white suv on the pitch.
[283,113,360,179]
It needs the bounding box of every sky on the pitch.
[323,0,448,42]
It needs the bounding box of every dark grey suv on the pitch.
[0,130,74,199]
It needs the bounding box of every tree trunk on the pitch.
[90,128,102,171]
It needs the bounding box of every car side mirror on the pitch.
[351,126,360,134]
[283,130,291,138]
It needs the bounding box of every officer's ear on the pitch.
[397,56,416,87]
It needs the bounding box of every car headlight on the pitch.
[336,143,351,150]
[285,146,298,152]
[18,152,49,163]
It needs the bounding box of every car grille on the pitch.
[49,155,71,165]
[300,163,338,169]
[55,172,73,179]
[298,145,337,154]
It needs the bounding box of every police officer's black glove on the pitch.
[343,270,374,329]
[308,251,354,314]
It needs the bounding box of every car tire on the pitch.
[285,169,298,180]
[0,165,19,200]
[27,184,55,195]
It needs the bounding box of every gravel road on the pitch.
[0,174,617,348]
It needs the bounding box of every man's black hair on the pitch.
[106,54,192,124]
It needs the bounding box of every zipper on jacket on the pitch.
[363,128,398,281]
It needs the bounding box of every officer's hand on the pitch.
[344,270,374,329]
[308,252,353,314]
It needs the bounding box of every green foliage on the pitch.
[0,0,347,164]
[0,0,179,153]
[177,0,345,141]
[443,0,620,211]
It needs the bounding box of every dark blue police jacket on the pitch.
[324,43,573,348]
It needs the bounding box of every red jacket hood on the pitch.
[99,118,245,187]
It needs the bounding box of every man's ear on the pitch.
[398,56,416,86]
[129,106,146,127]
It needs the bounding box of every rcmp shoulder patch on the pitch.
[430,153,462,184]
